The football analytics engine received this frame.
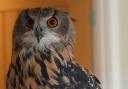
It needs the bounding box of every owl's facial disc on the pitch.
[36,30,61,50]
[34,25,61,50]
[35,16,59,43]
[13,7,74,51]
[23,22,61,50]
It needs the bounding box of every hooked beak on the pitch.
[35,27,43,43]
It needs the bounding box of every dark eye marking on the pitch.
[47,17,58,28]
[25,17,34,28]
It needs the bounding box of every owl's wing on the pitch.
[46,59,101,89]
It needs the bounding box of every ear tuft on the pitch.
[71,17,76,22]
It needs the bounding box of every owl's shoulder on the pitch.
[51,59,101,89]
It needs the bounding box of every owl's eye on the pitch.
[47,17,58,28]
[25,18,34,28]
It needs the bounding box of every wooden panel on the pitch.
[69,0,92,70]
[3,11,19,76]
[0,12,5,89]
[0,0,69,11]
[0,13,3,66]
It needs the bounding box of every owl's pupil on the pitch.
[47,17,58,28]
[25,18,34,28]
[50,20,55,25]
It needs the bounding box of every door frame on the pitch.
[92,0,121,89]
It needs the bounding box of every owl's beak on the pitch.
[35,27,43,43]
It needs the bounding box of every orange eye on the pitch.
[25,18,34,28]
[47,17,58,28]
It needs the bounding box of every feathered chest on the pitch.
[6,48,101,89]
[6,48,72,88]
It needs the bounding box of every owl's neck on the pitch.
[12,45,75,64]
[11,45,76,87]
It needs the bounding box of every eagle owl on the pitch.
[6,7,101,89]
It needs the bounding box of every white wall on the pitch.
[120,0,128,89]
[92,0,122,89]
[92,0,107,88]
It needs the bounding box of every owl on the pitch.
[6,7,101,89]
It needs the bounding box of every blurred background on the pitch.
[0,0,128,89]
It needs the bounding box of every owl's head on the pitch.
[13,7,74,51]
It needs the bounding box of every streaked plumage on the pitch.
[6,7,101,89]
